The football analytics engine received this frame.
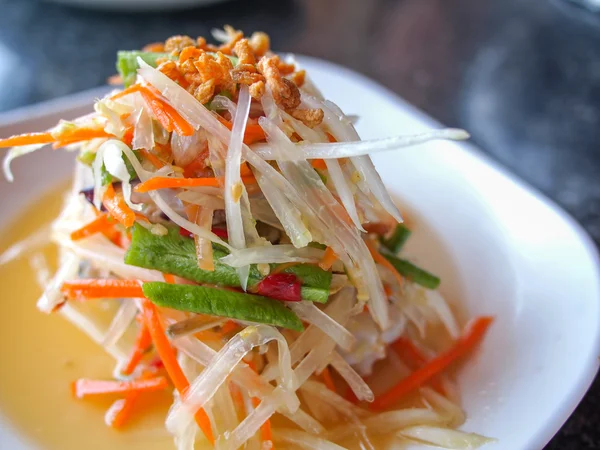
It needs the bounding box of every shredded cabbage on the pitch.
[399,426,494,449]
[3,143,47,182]
[224,84,252,290]
[220,245,324,267]
[252,128,469,160]
[166,325,296,436]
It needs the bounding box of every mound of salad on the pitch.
[0,26,494,450]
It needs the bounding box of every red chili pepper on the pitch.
[179,227,194,239]
[212,227,228,239]
[257,273,302,302]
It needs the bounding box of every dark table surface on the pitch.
[0,0,599,447]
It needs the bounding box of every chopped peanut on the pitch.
[290,108,324,128]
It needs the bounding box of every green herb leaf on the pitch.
[143,282,304,331]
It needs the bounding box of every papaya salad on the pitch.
[0,27,494,450]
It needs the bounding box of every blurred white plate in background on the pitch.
[0,56,599,450]
[40,0,229,12]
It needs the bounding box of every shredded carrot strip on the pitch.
[140,91,173,132]
[135,174,257,193]
[141,299,214,443]
[217,115,266,145]
[239,162,254,177]
[390,337,445,394]
[319,246,337,270]
[311,159,328,171]
[61,279,144,300]
[120,126,135,147]
[251,397,274,446]
[219,320,240,335]
[248,364,274,448]
[391,337,427,366]
[103,184,136,228]
[70,214,115,241]
[372,316,494,410]
[163,107,195,137]
[71,376,168,398]
[0,132,54,148]
[137,86,194,136]
[110,84,143,100]
[121,321,153,376]
[182,152,210,178]
[195,328,228,342]
[139,148,166,169]
[321,367,337,393]
[136,176,219,192]
[106,394,139,429]
[383,284,393,297]
[229,381,245,411]
[163,274,176,284]
[365,239,404,288]
[52,128,114,149]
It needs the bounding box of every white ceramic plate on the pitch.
[0,56,599,450]
[39,0,229,12]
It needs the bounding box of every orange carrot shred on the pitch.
[163,274,176,284]
[141,299,214,443]
[110,84,143,101]
[391,337,427,366]
[365,239,404,288]
[71,376,168,398]
[219,320,240,335]
[383,284,393,297]
[103,184,136,228]
[139,148,166,169]
[247,364,274,448]
[106,395,138,429]
[372,316,494,410]
[390,337,445,394]
[217,115,266,145]
[121,322,153,376]
[120,126,135,147]
[60,279,144,300]
[134,175,257,193]
[0,132,55,148]
[52,128,114,149]
[252,397,274,446]
[137,85,194,136]
[311,159,328,171]
[319,246,337,270]
[229,381,245,411]
[70,214,115,241]
[321,367,337,393]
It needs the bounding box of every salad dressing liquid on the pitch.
[0,188,465,450]
[0,186,173,450]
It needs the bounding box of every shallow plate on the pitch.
[0,56,599,450]
[39,0,229,12]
